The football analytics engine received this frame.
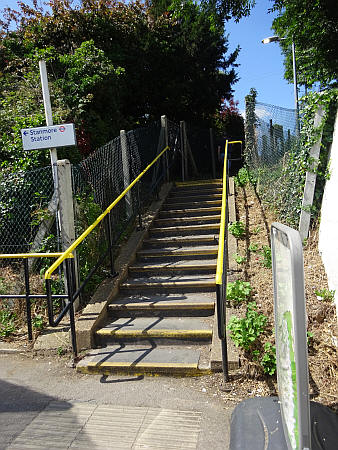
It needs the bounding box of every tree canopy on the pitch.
[271,0,338,88]
[0,0,248,170]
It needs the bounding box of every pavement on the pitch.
[0,351,233,450]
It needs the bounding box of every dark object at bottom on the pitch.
[229,396,338,450]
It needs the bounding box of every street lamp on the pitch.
[262,35,299,133]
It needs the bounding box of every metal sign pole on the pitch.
[39,60,58,190]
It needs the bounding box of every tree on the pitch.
[0,0,243,169]
[271,0,338,88]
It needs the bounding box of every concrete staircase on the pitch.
[77,180,223,376]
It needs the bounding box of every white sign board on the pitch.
[271,223,311,450]
[21,124,76,150]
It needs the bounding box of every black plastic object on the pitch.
[229,397,338,450]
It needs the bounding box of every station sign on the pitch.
[21,124,76,150]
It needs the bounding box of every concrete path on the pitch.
[0,352,233,450]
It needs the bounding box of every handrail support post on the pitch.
[23,259,33,341]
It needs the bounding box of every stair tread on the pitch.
[121,273,215,284]
[77,344,205,370]
[151,223,220,233]
[108,292,215,310]
[155,215,221,224]
[130,260,216,271]
[138,245,218,255]
[97,316,213,334]
[143,235,219,246]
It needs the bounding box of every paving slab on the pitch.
[7,402,203,450]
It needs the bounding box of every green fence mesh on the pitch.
[244,100,301,227]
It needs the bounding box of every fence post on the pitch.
[57,159,79,310]
[161,115,169,181]
[182,121,189,180]
[299,105,325,242]
[180,121,185,181]
[209,128,216,178]
[120,130,133,218]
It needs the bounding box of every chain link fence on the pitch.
[244,100,301,227]
[0,119,181,256]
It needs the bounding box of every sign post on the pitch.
[39,60,58,188]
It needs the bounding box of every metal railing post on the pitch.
[66,258,77,358]
[23,259,33,341]
[137,183,143,229]
[161,116,169,182]
[105,213,115,276]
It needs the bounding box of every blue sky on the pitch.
[1,0,297,113]
[226,0,297,113]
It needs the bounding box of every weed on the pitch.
[32,314,44,330]
[252,226,261,235]
[260,245,272,268]
[0,308,17,337]
[57,346,64,356]
[234,168,250,187]
[228,221,245,239]
[234,254,246,265]
[248,243,259,252]
[261,342,276,375]
[227,302,267,350]
[307,331,314,346]
[315,288,335,302]
[227,280,252,304]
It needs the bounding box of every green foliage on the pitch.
[32,314,44,330]
[248,242,259,252]
[75,193,107,290]
[0,0,243,168]
[228,221,245,238]
[234,167,250,187]
[271,0,338,88]
[252,226,261,235]
[0,307,17,337]
[227,280,252,304]
[234,253,246,265]
[260,245,272,268]
[261,342,276,375]
[315,288,335,302]
[227,302,267,351]
[57,346,64,356]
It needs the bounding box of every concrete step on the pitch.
[129,259,217,276]
[136,245,218,260]
[77,343,211,376]
[120,273,216,293]
[95,316,213,345]
[107,292,215,317]
[143,235,219,248]
[159,206,221,218]
[174,179,222,187]
[150,223,220,237]
[162,200,222,211]
[154,215,221,227]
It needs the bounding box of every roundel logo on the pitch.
[59,126,66,132]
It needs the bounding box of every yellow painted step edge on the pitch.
[120,281,215,289]
[151,224,220,232]
[129,264,216,271]
[77,362,212,377]
[109,302,214,310]
[96,329,212,339]
[137,250,218,256]
[175,179,222,186]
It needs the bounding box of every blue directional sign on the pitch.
[21,124,76,150]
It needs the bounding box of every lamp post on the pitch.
[262,36,299,134]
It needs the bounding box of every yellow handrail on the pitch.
[44,145,170,279]
[215,140,242,285]
[0,253,73,259]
